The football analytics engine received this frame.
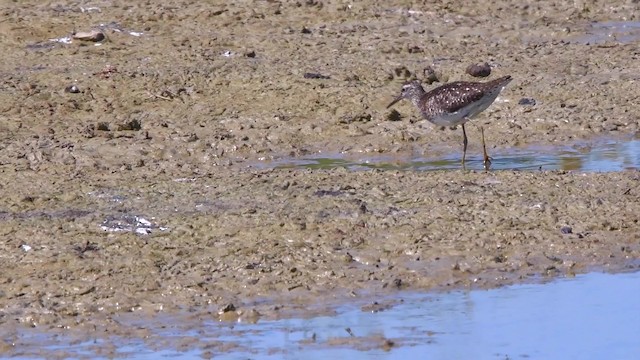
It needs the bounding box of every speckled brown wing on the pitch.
[420,82,489,117]
[419,76,512,118]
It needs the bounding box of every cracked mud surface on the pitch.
[0,0,639,356]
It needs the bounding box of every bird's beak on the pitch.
[386,95,402,109]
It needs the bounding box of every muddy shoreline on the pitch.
[2,168,639,353]
[1,0,639,356]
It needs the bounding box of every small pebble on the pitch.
[72,30,105,42]
[65,85,80,93]
[466,62,491,77]
[518,98,537,106]
[219,303,236,313]
[117,119,142,131]
[97,122,110,131]
[303,72,330,79]
[560,226,573,234]
[423,66,439,84]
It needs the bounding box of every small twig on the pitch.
[147,91,173,101]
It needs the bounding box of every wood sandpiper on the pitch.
[387,75,512,170]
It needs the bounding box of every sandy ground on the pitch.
[0,0,639,356]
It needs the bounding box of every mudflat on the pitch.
[0,0,639,355]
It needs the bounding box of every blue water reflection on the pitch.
[266,139,640,172]
[223,271,640,360]
[12,272,640,359]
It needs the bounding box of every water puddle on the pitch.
[220,271,639,360]
[255,138,640,172]
[9,271,640,359]
[569,21,640,45]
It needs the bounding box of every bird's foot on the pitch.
[483,156,492,171]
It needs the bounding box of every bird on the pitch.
[387,75,512,170]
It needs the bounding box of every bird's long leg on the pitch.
[461,124,468,170]
[481,126,491,171]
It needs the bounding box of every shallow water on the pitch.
[258,138,640,172]
[570,21,640,44]
[12,271,640,359]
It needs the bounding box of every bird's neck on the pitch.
[410,94,424,109]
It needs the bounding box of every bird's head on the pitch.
[386,80,426,108]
